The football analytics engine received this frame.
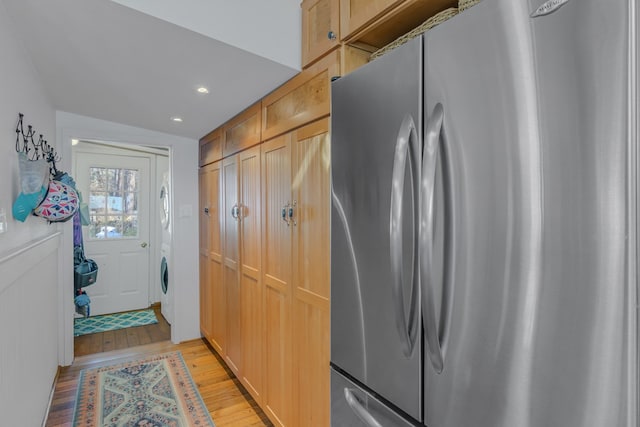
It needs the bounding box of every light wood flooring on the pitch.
[46,338,273,426]
[74,305,171,356]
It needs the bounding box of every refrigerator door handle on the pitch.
[390,114,421,358]
[420,103,451,374]
[344,388,385,427]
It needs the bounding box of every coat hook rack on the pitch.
[15,112,61,176]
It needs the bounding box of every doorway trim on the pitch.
[57,111,200,366]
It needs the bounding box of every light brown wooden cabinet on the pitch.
[223,101,262,158]
[207,161,225,355]
[258,118,331,427]
[202,148,264,407]
[222,154,242,376]
[238,145,264,404]
[199,166,212,340]
[301,0,340,68]
[199,159,226,355]
[261,133,293,426]
[340,0,402,41]
[262,47,367,143]
[291,118,331,427]
[199,127,223,167]
[341,0,458,49]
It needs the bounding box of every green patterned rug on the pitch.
[73,351,215,426]
[74,309,158,336]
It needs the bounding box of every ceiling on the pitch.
[3,0,300,140]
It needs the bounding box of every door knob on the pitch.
[141,242,148,248]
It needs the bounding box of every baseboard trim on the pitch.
[42,365,61,427]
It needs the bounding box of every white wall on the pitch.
[0,1,61,424]
[57,111,200,364]
[110,0,301,70]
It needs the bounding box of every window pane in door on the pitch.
[124,192,137,214]
[88,167,139,240]
[123,215,138,237]
[107,168,122,192]
[90,191,107,214]
[124,169,138,192]
[90,168,107,191]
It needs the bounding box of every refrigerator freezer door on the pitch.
[331,36,422,420]
[331,367,417,427]
[422,0,631,426]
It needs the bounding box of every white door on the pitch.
[75,152,151,316]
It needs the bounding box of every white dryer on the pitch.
[160,243,172,324]
[159,172,173,324]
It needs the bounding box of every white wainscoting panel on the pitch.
[0,232,61,426]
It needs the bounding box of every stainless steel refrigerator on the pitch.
[330,0,638,426]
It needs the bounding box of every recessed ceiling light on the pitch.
[171,117,183,123]
[196,86,209,94]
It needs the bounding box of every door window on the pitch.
[88,167,140,239]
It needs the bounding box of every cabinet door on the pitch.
[199,166,212,340]
[340,0,402,40]
[301,0,340,68]
[199,127,223,167]
[223,154,242,375]
[223,102,262,158]
[261,134,293,427]
[208,160,225,355]
[262,50,340,142]
[291,118,331,426]
[239,145,264,404]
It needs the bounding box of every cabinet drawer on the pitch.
[223,101,262,158]
[199,127,223,166]
[262,50,340,141]
[301,0,340,68]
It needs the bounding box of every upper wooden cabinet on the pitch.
[199,127,223,167]
[262,48,366,142]
[340,0,402,42]
[341,0,458,49]
[223,101,262,158]
[301,0,340,68]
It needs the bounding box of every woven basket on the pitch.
[370,7,458,61]
[459,0,481,12]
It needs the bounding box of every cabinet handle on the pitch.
[282,202,290,226]
[327,30,336,41]
[289,200,297,226]
[231,203,239,220]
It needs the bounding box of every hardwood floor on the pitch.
[46,338,273,427]
[74,305,171,357]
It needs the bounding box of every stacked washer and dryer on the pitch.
[159,171,173,324]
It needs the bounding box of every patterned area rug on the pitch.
[73,351,215,427]
[74,309,158,336]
